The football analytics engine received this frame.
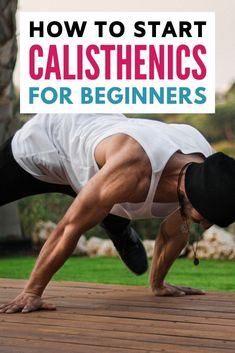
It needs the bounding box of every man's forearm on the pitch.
[24,222,81,296]
[150,218,188,291]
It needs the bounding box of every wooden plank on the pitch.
[1,321,235,351]
[1,335,234,353]
[0,279,235,353]
[0,336,233,353]
[45,293,235,312]
[50,298,235,320]
[0,336,150,353]
[1,314,234,341]
[11,309,235,327]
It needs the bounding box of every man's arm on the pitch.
[0,159,139,313]
[150,209,205,296]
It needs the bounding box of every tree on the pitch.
[0,0,22,240]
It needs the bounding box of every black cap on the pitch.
[185,152,235,228]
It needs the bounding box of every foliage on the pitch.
[18,194,73,236]
[213,140,235,158]
[212,102,235,142]
[0,256,234,291]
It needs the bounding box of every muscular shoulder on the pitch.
[95,133,150,170]
[95,134,152,203]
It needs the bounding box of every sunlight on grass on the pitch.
[0,256,234,291]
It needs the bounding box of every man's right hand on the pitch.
[0,292,56,314]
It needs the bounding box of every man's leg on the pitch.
[101,214,148,275]
[0,136,76,206]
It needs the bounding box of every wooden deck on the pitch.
[0,279,235,353]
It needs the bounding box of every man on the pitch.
[0,113,234,313]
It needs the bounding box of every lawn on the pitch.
[0,256,234,292]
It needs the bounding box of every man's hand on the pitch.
[0,292,56,314]
[153,282,205,297]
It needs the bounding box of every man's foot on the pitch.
[102,224,148,275]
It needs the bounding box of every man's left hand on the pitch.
[153,282,205,296]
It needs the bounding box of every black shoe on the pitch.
[103,224,148,275]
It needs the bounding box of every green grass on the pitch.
[0,256,234,292]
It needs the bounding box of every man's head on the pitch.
[178,190,212,230]
[184,152,235,228]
